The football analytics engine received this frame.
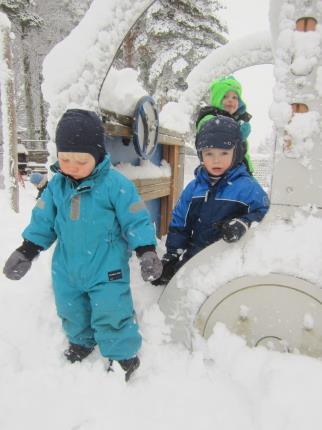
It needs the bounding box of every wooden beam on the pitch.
[101,109,185,146]
[133,177,171,202]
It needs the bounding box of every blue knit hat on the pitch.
[55,109,105,164]
[29,172,44,186]
[195,115,245,168]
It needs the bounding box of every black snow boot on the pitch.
[64,343,94,363]
[118,356,140,382]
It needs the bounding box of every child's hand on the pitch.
[139,251,163,282]
[221,218,249,243]
[3,250,32,280]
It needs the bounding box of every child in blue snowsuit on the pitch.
[3,109,162,381]
[153,115,269,286]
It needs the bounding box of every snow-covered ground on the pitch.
[2,0,322,428]
[1,169,322,430]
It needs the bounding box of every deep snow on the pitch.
[1,168,322,430]
[2,0,322,428]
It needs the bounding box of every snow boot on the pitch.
[118,356,140,382]
[64,343,94,363]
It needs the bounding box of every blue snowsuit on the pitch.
[23,155,156,360]
[166,163,269,259]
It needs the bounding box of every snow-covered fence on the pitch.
[252,155,273,191]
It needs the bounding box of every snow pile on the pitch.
[284,111,320,160]
[1,186,322,429]
[291,31,320,75]
[316,66,322,96]
[42,0,153,140]
[269,0,322,181]
[99,67,147,116]
[159,101,191,134]
[115,159,171,180]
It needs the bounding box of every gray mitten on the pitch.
[3,250,32,280]
[140,251,163,282]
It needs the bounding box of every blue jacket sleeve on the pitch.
[22,181,57,249]
[238,178,270,225]
[108,171,157,250]
[165,182,194,253]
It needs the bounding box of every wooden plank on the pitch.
[133,177,171,202]
[158,132,184,146]
[101,109,185,146]
[103,122,132,138]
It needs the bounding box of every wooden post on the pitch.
[0,13,19,212]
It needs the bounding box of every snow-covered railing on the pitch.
[160,32,273,134]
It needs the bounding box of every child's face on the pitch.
[202,147,234,176]
[58,152,96,180]
[222,91,239,115]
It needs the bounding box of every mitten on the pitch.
[221,218,249,243]
[151,252,180,286]
[3,240,43,280]
[139,251,163,282]
[3,250,33,280]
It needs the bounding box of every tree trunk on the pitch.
[21,26,36,140]
[39,74,47,141]
[0,13,19,212]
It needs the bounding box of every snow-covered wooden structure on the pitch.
[39,0,322,357]
[159,0,322,358]
[101,108,185,237]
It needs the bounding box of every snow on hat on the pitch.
[195,115,245,167]
[55,109,105,164]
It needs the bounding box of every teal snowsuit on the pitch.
[23,155,156,360]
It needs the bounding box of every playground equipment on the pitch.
[159,0,322,358]
[41,0,322,357]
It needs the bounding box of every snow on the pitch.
[99,67,147,116]
[42,0,153,141]
[115,159,171,180]
[160,32,273,135]
[2,0,322,428]
[2,180,322,430]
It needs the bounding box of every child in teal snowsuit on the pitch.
[196,75,254,174]
[3,109,162,381]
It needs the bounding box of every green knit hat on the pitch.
[209,76,243,109]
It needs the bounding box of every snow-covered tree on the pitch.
[0,11,19,211]
[0,0,91,142]
[0,0,43,140]
[117,0,227,107]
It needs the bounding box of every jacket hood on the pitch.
[209,76,246,115]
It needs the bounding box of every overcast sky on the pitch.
[221,0,274,150]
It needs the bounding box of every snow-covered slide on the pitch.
[159,0,322,358]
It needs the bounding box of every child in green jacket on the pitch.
[196,75,254,174]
